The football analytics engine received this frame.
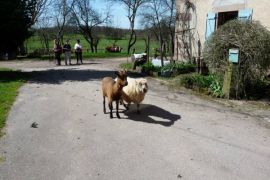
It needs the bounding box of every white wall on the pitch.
[247,0,270,29]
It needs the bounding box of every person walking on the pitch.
[74,39,83,64]
[63,39,72,65]
[53,39,62,66]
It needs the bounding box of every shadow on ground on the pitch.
[0,68,146,85]
[0,70,30,82]
[123,104,181,127]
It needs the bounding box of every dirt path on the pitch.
[0,58,270,180]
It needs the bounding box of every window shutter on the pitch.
[205,12,217,39]
[238,8,253,20]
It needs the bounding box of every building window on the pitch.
[217,11,238,28]
[206,8,253,39]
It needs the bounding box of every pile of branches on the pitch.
[203,20,270,99]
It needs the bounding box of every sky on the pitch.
[92,0,141,29]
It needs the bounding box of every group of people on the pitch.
[53,39,83,66]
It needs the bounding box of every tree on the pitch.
[204,20,270,99]
[104,26,124,47]
[109,0,147,54]
[35,18,53,54]
[26,0,52,54]
[0,0,50,59]
[141,0,176,66]
[72,0,110,53]
[0,0,32,59]
[25,0,51,28]
[53,0,74,43]
[163,0,176,57]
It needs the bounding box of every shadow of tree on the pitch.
[0,68,146,85]
[28,69,116,84]
[123,104,181,127]
[0,70,30,82]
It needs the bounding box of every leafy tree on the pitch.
[0,0,32,59]
[0,0,49,59]
[204,20,270,99]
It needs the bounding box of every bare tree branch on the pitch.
[53,0,75,42]
[141,0,176,65]
[71,0,110,52]
[109,0,147,54]
[25,0,52,27]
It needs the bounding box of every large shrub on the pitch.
[204,20,270,98]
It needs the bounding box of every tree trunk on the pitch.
[170,33,174,56]
[159,34,164,67]
[90,38,94,53]
[127,29,137,54]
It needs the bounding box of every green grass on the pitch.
[120,62,134,70]
[26,34,159,58]
[0,68,29,135]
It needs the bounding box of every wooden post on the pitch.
[222,62,233,99]
[147,35,150,63]
[176,39,179,61]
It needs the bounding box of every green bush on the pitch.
[204,20,270,99]
[179,73,210,89]
[27,49,44,58]
[178,73,224,97]
[142,62,161,73]
[160,62,195,77]
[173,63,195,74]
[208,74,224,98]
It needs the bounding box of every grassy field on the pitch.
[0,68,29,135]
[26,34,159,58]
